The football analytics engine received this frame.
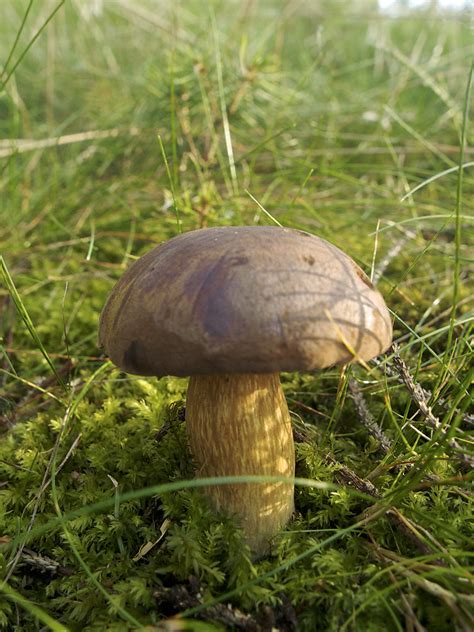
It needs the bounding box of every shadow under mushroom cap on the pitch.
[99,226,393,377]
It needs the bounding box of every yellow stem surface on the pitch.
[186,373,295,554]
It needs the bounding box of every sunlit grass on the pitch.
[0,0,473,630]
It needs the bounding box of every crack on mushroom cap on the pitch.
[99,226,393,377]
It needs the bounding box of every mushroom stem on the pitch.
[186,373,295,555]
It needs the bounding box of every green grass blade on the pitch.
[451,62,473,335]
[157,134,182,233]
[0,256,66,390]
[0,581,69,631]
[0,0,34,83]
[1,0,65,90]
[211,7,238,194]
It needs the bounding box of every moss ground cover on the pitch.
[0,1,473,629]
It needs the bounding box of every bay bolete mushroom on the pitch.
[99,226,392,554]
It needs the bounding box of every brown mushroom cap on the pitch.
[99,226,392,376]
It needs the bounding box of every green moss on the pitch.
[1,367,471,630]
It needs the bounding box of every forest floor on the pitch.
[0,1,473,630]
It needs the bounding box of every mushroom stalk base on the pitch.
[186,373,295,555]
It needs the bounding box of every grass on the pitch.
[0,0,473,630]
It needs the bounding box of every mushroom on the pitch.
[99,226,392,554]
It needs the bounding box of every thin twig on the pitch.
[153,578,297,631]
[372,354,473,429]
[366,533,428,632]
[21,549,73,577]
[0,127,141,158]
[326,454,380,498]
[348,378,393,455]
[5,426,81,582]
[390,344,473,468]
[369,545,474,632]
[322,453,444,562]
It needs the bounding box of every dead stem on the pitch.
[369,543,474,632]
[372,351,473,430]
[348,377,393,455]
[390,344,473,468]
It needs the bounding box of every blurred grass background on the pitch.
[0,1,473,630]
